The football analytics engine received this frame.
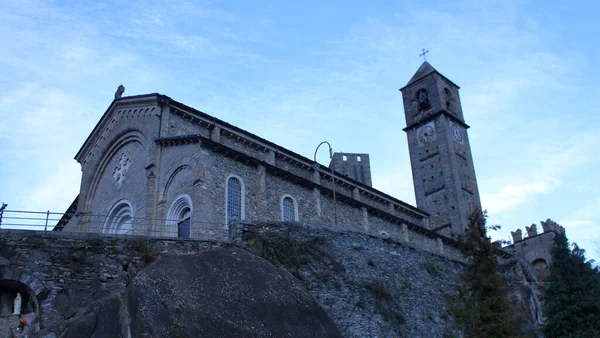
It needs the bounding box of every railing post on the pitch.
[0,203,6,229]
[44,210,50,231]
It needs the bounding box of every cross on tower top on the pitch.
[419,48,429,62]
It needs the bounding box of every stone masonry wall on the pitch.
[0,230,221,337]
[1,222,545,337]
[0,226,463,337]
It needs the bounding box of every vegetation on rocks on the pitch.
[242,229,343,281]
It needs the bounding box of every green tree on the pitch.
[543,232,600,338]
[446,209,521,338]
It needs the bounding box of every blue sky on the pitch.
[1,0,598,262]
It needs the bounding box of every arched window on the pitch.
[416,88,430,111]
[443,87,454,110]
[226,176,244,224]
[104,200,133,235]
[532,258,549,282]
[281,195,298,221]
[167,195,193,239]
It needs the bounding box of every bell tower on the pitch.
[400,62,481,236]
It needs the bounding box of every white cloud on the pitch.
[371,171,415,205]
[24,160,81,213]
[482,181,554,213]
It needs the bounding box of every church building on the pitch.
[57,62,482,256]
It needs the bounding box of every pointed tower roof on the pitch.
[407,61,436,85]
[400,62,460,90]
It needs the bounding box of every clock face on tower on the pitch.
[451,124,463,143]
[417,124,435,144]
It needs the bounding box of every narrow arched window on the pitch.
[104,200,133,235]
[227,176,243,223]
[281,195,298,221]
[416,88,430,111]
[443,87,454,110]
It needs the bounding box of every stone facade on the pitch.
[59,62,484,259]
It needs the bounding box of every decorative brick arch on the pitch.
[85,130,147,212]
[162,165,192,200]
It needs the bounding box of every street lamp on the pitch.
[314,141,337,226]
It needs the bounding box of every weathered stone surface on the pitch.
[128,248,342,338]
[61,312,97,338]
[238,223,463,337]
[0,229,544,337]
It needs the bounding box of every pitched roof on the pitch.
[400,62,460,91]
[406,61,436,86]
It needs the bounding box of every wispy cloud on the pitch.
[482,181,555,213]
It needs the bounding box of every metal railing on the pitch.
[0,209,236,240]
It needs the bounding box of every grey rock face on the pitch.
[127,248,342,338]
[60,294,124,338]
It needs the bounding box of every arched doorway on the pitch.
[532,259,549,282]
[166,195,192,239]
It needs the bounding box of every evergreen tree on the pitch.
[446,209,521,338]
[543,232,600,338]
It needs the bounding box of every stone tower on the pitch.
[400,62,481,235]
[329,152,372,187]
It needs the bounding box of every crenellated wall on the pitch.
[504,219,564,282]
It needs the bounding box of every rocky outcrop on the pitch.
[3,242,340,338]
[501,257,545,336]
[127,248,342,338]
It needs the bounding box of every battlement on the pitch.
[328,152,372,187]
[505,219,564,282]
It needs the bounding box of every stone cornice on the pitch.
[403,109,470,132]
